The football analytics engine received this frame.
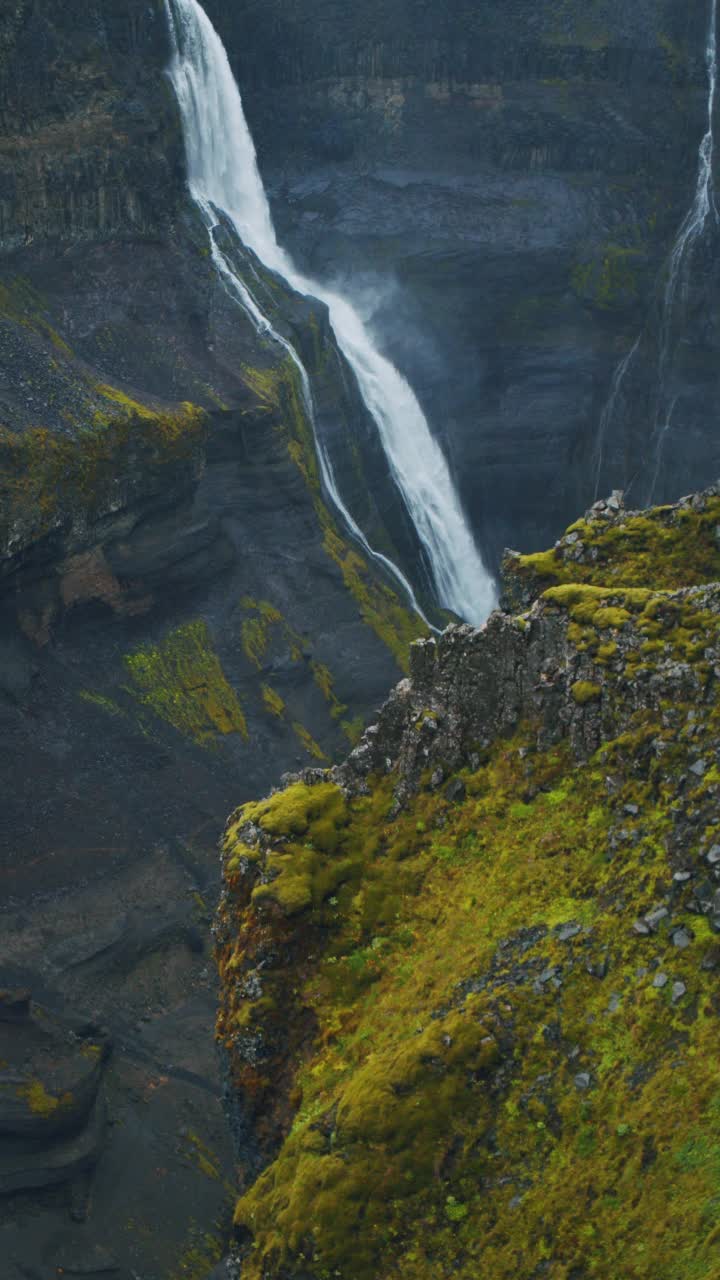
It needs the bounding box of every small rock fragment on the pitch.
[672,927,693,949]
[444,777,466,804]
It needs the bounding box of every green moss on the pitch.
[169,1224,225,1280]
[17,1080,67,1117]
[0,276,74,356]
[321,518,428,672]
[124,620,248,747]
[242,356,427,670]
[220,661,720,1280]
[184,1132,221,1181]
[261,684,286,719]
[510,498,720,597]
[571,680,602,705]
[94,382,158,422]
[0,403,205,544]
[293,722,330,762]
[596,641,619,663]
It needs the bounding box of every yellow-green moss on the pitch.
[17,1080,64,1118]
[169,1223,225,1280]
[571,680,602,705]
[293,722,329,762]
[242,355,428,670]
[511,498,720,596]
[240,598,285,669]
[223,706,720,1280]
[261,683,286,719]
[94,382,158,422]
[124,621,248,747]
[238,782,346,844]
[0,276,74,356]
[0,403,205,541]
[78,690,124,717]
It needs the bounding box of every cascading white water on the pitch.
[164,0,496,626]
[592,336,640,500]
[648,0,718,499]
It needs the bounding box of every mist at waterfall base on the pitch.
[164,0,496,628]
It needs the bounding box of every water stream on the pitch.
[648,0,718,500]
[164,0,496,625]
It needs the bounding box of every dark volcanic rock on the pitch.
[0,997,110,1195]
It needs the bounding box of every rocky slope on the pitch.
[217,485,720,1279]
[208,0,720,563]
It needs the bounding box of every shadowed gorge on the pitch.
[1,0,720,1277]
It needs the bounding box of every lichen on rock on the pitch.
[215,486,720,1279]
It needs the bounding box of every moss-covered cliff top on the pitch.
[502,486,720,607]
[215,488,720,1279]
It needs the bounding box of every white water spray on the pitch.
[164,0,496,625]
[648,0,718,499]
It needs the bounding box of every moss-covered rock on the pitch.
[217,487,720,1278]
[501,486,720,610]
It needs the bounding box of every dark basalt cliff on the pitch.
[0,0,184,246]
[217,485,720,1279]
[207,0,720,563]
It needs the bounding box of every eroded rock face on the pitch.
[0,990,111,1198]
[0,0,182,247]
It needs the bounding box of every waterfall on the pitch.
[647,0,718,500]
[164,0,496,626]
[593,0,717,507]
[592,336,640,500]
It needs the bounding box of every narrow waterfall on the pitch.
[164,0,496,626]
[647,0,718,499]
[592,336,640,500]
[592,0,717,506]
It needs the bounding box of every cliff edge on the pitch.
[217,485,720,1279]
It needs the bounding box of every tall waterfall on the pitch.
[648,0,718,499]
[164,0,496,626]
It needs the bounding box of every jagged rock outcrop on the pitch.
[216,486,720,1280]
